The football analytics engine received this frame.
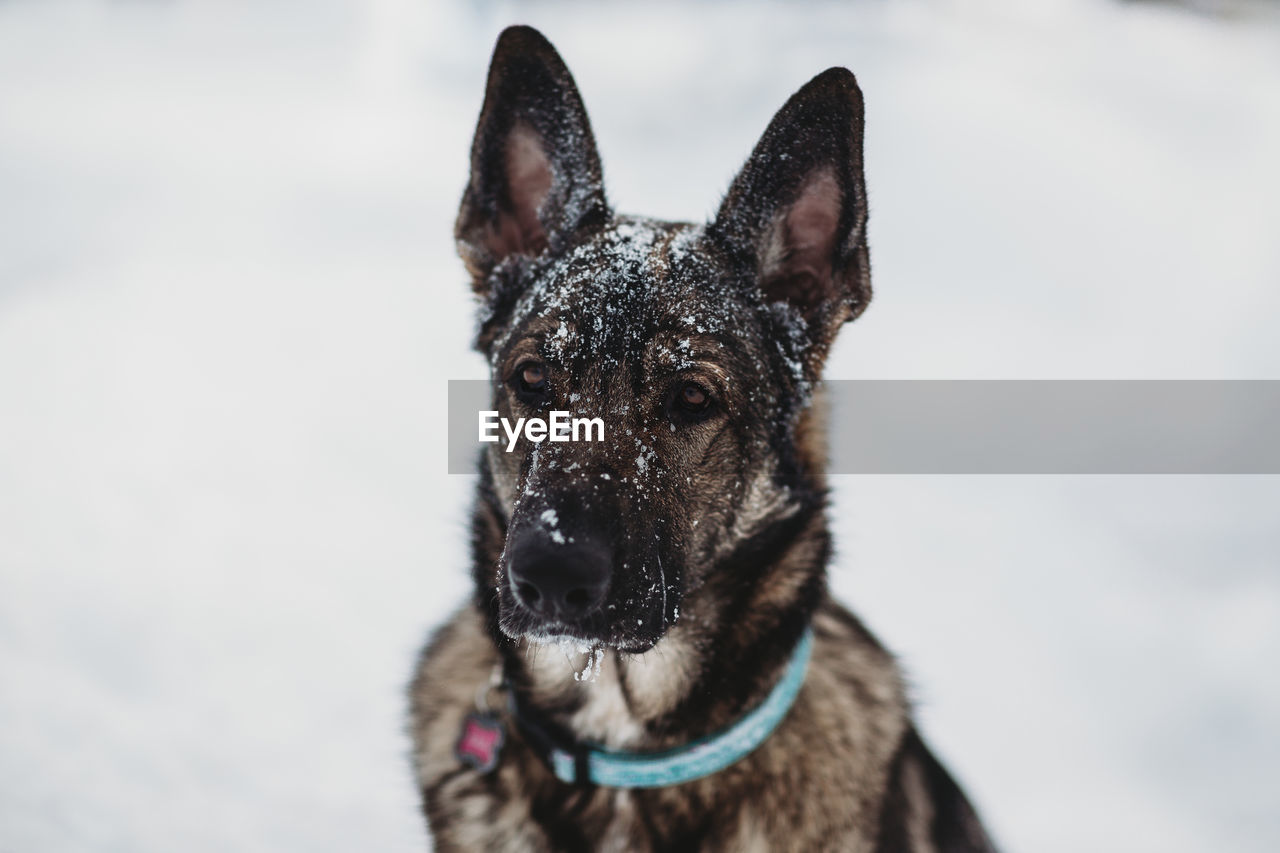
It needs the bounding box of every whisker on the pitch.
[655,534,668,629]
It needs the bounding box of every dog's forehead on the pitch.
[506,217,748,368]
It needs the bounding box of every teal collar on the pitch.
[512,628,813,789]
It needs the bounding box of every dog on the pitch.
[409,25,997,852]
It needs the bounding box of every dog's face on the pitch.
[457,27,870,653]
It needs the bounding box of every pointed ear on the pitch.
[709,68,871,370]
[456,27,609,293]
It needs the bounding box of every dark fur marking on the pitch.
[876,730,999,853]
[646,497,826,737]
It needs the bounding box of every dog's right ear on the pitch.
[456,26,609,294]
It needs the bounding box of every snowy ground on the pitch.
[2,1,1279,850]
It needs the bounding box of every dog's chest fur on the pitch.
[409,603,915,852]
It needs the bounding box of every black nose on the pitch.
[508,537,611,622]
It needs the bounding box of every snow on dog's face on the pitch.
[478,219,807,653]
[456,28,871,653]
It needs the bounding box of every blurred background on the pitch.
[2,1,1279,850]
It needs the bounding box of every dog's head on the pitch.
[459,27,870,653]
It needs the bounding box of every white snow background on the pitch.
[2,0,1279,850]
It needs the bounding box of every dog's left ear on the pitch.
[709,68,871,372]
[456,26,609,293]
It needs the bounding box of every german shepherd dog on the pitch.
[409,26,997,852]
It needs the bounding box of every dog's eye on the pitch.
[521,362,546,389]
[513,360,549,404]
[670,381,714,423]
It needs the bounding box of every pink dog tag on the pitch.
[455,712,505,774]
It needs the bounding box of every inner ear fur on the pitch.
[490,121,552,258]
[760,168,844,314]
